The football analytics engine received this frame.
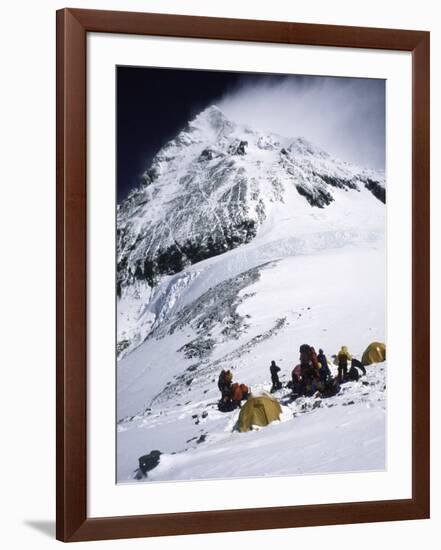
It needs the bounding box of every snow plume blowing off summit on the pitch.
[116,94,386,483]
[217,75,385,171]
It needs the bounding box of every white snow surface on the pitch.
[116,105,386,483]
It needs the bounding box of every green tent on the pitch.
[238,394,282,433]
[361,342,386,365]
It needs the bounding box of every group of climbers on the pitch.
[287,344,335,397]
[288,343,367,398]
[217,343,372,411]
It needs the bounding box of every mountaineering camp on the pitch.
[116,74,387,482]
[216,341,386,432]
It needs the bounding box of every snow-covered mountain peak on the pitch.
[188,104,235,137]
[138,106,236,188]
[285,136,330,159]
[117,105,386,356]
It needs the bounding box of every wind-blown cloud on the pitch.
[218,75,385,171]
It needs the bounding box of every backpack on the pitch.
[231,383,243,402]
[310,347,319,369]
[292,365,302,380]
[347,366,359,381]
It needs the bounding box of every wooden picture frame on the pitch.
[56,7,430,542]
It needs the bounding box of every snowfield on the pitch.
[118,359,386,482]
[116,105,386,483]
[134,381,386,482]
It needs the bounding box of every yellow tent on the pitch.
[361,342,386,365]
[238,394,282,433]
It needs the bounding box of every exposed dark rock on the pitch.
[295,184,334,208]
[199,148,219,161]
[319,173,358,190]
[137,450,162,477]
[364,178,386,203]
[179,338,215,360]
[124,219,258,287]
[228,139,248,156]
[116,339,130,357]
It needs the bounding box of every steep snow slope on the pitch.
[116,105,386,483]
[129,371,386,482]
[117,239,385,482]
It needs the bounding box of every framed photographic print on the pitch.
[56,8,430,542]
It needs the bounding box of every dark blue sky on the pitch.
[117,67,385,203]
[117,67,244,202]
